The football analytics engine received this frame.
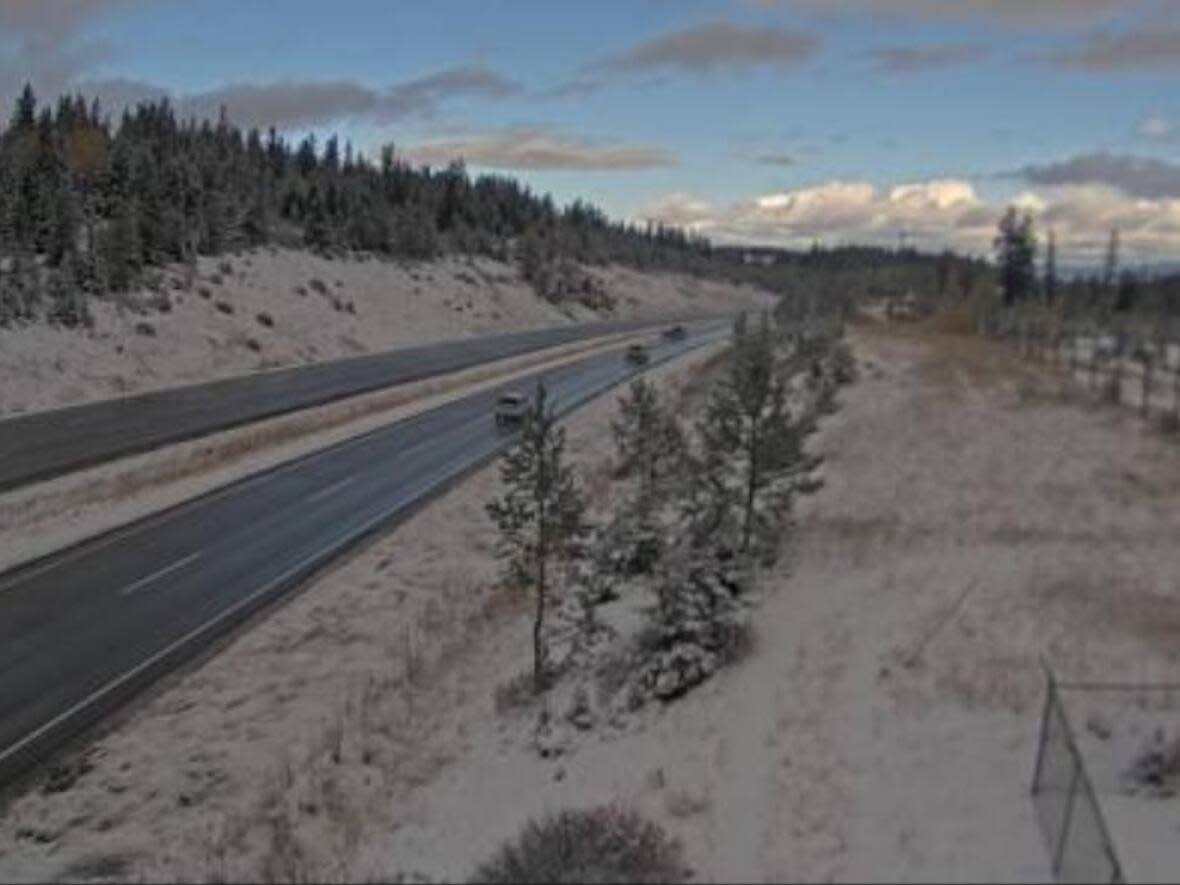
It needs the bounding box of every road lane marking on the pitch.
[306,476,356,505]
[0,330,726,775]
[120,553,202,597]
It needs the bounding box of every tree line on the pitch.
[993,206,1180,321]
[0,84,995,330]
[0,84,723,327]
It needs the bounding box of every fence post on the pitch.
[1054,762,1081,877]
[1032,666,1056,793]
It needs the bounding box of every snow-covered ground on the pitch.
[0,249,773,418]
[4,315,1180,883]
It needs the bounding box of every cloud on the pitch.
[399,127,676,171]
[0,0,141,41]
[1013,152,1180,199]
[74,65,521,129]
[867,43,987,73]
[754,0,1123,29]
[1048,28,1180,71]
[378,66,521,120]
[0,0,142,109]
[539,77,603,101]
[1139,112,1178,142]
[638,175,1180,262]
[598,21,820,75]
[749,151,797,167]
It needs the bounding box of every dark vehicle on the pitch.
[494,391,531,428]
[625,343,651,366]
[663,325,687,341]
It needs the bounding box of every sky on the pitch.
[2,0,1180,264]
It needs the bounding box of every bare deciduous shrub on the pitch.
[470,805,689,884]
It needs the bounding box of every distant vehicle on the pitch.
[625,343,651,366]
[494,391,531,428]
[663,325,687,341]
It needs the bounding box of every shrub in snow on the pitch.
[1123,728,1180,797]
[629,559,751,704]
[470,805,689,884]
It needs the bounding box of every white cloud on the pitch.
[639,177,1180,262]
[400,127,676,171]
[1139,112,1178,142]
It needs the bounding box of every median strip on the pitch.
[0,324,688,577]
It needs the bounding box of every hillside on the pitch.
[0,248,774,417]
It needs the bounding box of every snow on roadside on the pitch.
[5,318,1177,883]
[0,341,730,884]
[0,249,772,418]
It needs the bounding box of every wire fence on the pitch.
[1031,666,1126,884]
[989,317,1180,425]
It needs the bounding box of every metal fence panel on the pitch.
[1031,671,1125,884]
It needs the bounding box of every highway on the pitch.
[0,316,697,493]
[0,320,729,785]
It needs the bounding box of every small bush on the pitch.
[134,321,156,337]
[144,291,172,313]
[309,278,328,295]
[219,260,234,276]
[294,285,308,297]
[198,287,212,300]
[245,337,262,353]
[208,273,223,285]
[256,311,275,328]
[470,805,689,884]
[1159,411,1180,435]
[215,301,235,315]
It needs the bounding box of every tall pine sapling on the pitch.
[697,312,801,558]
[487,380,588,692]
[610,377,684,506]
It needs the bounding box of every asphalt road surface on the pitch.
[0,320,728,784]
[0,316,698,493]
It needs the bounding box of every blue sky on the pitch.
[2,0,1179,261]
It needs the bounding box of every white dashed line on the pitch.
[120,552,202,597]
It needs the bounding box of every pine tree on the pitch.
[610,377,684,505]
[1103,228,1120,310]
[994,207,1038,307]
[47,253,90,328]
[697,313,801,559]
[1044,229,1059,305]
[487,381,588,691]
[10,83,36,131]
